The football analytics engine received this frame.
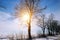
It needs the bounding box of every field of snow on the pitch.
[0,35,60,40]
[33,35,60,40]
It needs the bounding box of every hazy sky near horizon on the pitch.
[0,0,60,35]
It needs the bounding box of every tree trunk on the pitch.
[48,28,51,35]
[42,15,45,36]
[28,22,32,39]
[43,28,45,36]
[28,13,32,39]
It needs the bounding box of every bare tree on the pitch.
[37,14,46,37]
[47,13,54,35]
[15,0,46,39]
[42,14,46,36]
[15,0,41,39]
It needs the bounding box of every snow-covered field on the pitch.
[33,35,60,40]
[0,35,60,40]
[0,39,9,40]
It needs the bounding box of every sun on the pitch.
[23,14,30,21]
[22,12,30,23]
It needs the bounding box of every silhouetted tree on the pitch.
[56,25,60,34]
[47,13,57,35]
[37,14,47,37]
[53,21,60,35]
[51,20,58,35]
[15,0,46,39]
[42,14,46,36]
[15,0,47,39]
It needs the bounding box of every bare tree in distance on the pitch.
[42,14,46,36]
[37,14,47,37]
[47,13,54,35]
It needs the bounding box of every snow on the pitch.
[33,35,60,40]
[0,35,60,40]
[0,39,9,40]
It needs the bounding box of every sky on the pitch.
[0,0,60,36]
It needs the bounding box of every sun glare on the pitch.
[23,14,29,21]
[22,12,30,23]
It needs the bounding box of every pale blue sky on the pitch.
[0,0,60,35]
